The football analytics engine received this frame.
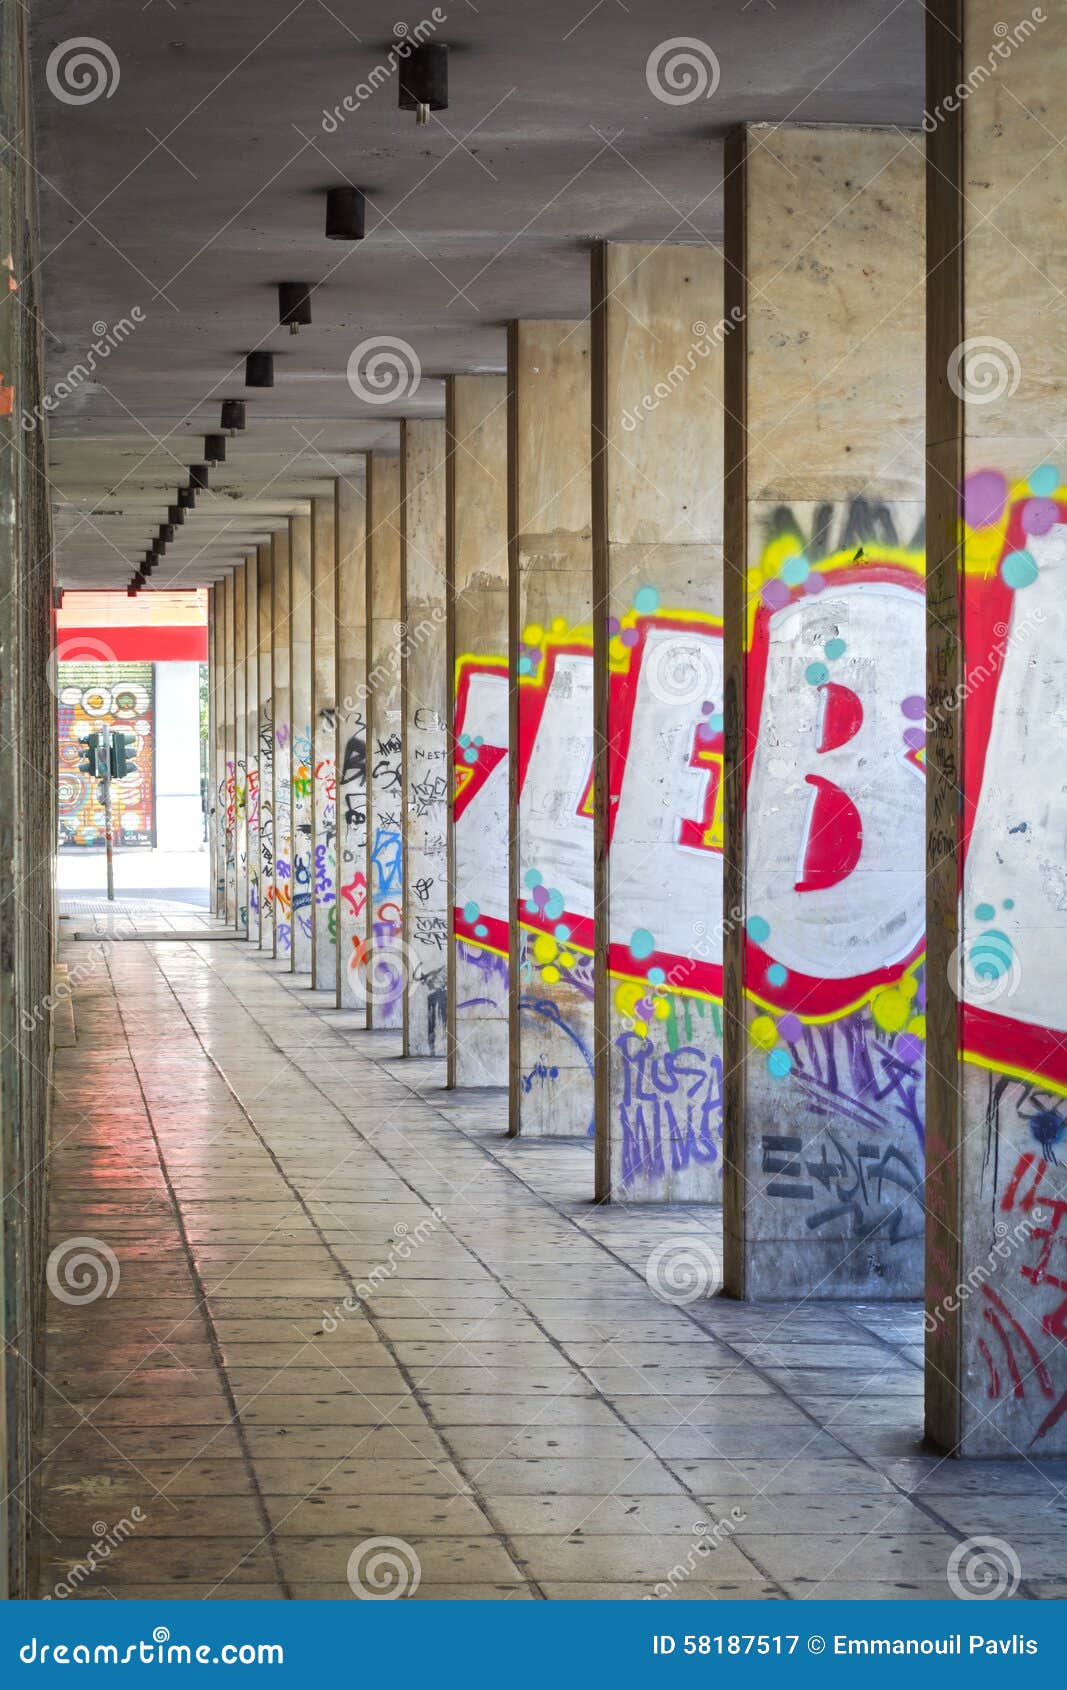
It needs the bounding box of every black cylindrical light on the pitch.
[159,524,175,544]
[325,185,366,241]
[178,486,196,510]
[245,350,274,387]
[278,281,312,333]
[155,537,167,557]
[168,504,185,526]
[190,464,209,490]
[221,398,246,434]
[398,41,448,123]
[127,584,139,597]
[204,433,226,464]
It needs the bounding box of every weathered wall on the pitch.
[447,375,509,1090]
[365,455,404,1028]
[508,321,594,1137]
[401,420,449,1058]
[208,591,220,912]
[592,242,725,1203]
[271,529,293,959]
[335,474,368,1014]
[926,0,1067,1453]
[311,494,337,991]
[723,124,926,1299]
[289,513,313,973]
[0,0,55,1594]
[244,556,260,943]
[256,544,274,951]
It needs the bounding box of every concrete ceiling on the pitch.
[33,0,924,590]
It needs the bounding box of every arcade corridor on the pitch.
[35,918,1067,1599]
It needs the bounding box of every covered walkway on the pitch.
[36,923,1067,1600]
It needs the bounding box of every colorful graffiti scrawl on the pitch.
[258,695,275,944]
[740,501,926,1291]
[453,655,509,1082]
[363,713,404,1028]
[337,711,367,1010]
[57,663,155,847]
[955,466,1067,1445]
[313,705,337,989]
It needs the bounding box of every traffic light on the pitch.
[109,731,137,779]
[77,733,103,778]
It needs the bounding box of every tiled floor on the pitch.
[34,916,1067,1600]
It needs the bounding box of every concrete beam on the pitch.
[335,472,368,1015]
[311,494,338,993]
[591,242,725,1203]
[272,527,293,961]
[925,0,1067,1453]
[401,420,449,1058]
[289,512,313,974]
[722,123,925,1299]
[365,454,404,1030]
[447,375,509,1089]
[507,320,594,1138]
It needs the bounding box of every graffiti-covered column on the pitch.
[289,512,313,974]
[335,473,368,1014]
[311,494,338,992]
[234,561,249,933]
[365,454,404,1029]
[722,124,925,1299]
[447,375,509,1088]
[272,527,293,962]
[256,543,274,952]
[245,556,260,943]
[209,587,224,915]
[591,243,725,1202]
[222,571,237,926]
[926,0,1067,1453]
[508,320,594,1138]
[401,420,449,1059]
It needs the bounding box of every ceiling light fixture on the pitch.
[398,41,448,125]
[189,464,209,491]
[325,185,366,240]
[245,351,274,387]
[221,399,246,434]
[278,282,312,334]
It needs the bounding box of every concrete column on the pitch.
[311,494,338,992]
[508,320,594,1137]
[271,528,293,960]
[209,589,224,911]
[222,571,237,925]
[926,0,1067,1453]
[244,555,260,943]
[447,375,509,1088]
[233,560,248,933]
[401,420,449,1058]
[289,512,313,974]
[365,453,404,1030]
[335,473,368,1015]
[153,662,203,853]
[256,543,274,952]
[591,243,725,1202]
[722,123,925,1299]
